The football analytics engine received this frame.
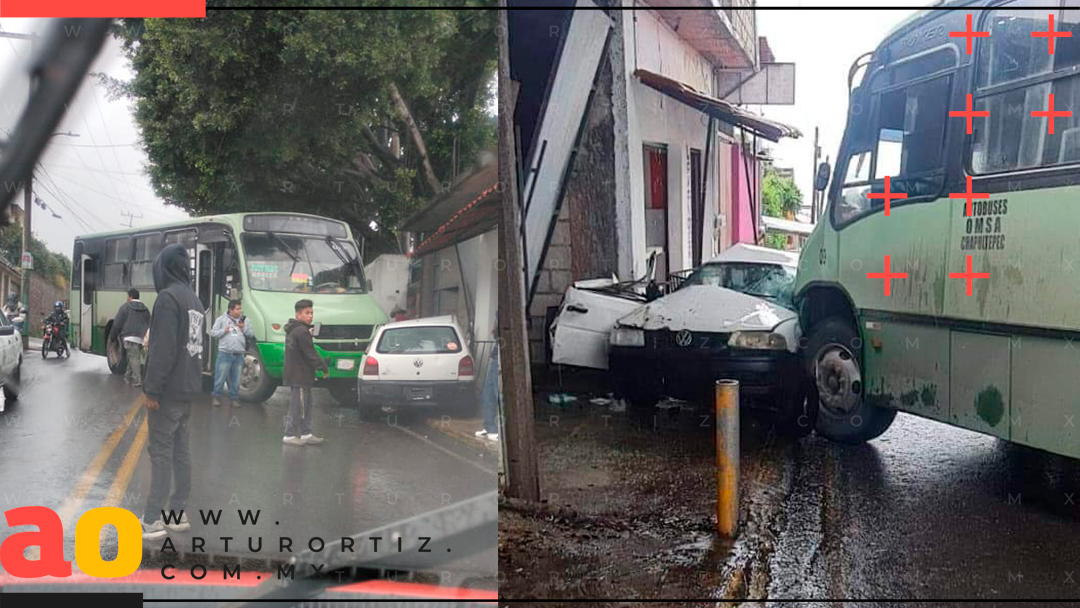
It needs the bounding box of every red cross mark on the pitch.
[950,94,989,135]
[950,14,989,55]
[867,255,908,297]
[1032,93,1072,134]
[950,175,990,217]
[950,255,990,296]
[866,175,907,216]
[1032,13,1072,55]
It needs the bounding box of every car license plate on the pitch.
[336,359,355,371]
[406,387,432,401]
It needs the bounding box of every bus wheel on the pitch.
[239,347,277,403]
[106,337,127,375]
[805,316,896,444]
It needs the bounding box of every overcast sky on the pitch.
[754,4,928,212]
[0,18,191,260]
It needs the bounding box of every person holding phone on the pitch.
[209,299,253,407]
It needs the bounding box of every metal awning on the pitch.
[634,69,801,142]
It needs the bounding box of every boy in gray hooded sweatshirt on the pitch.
[140,244,205,539]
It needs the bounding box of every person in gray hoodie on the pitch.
[140,244,205,540]
[109,288,151,387]
[209,299,253,407]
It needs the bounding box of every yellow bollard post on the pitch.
[715,379,739,537]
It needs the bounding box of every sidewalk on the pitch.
[425,415,500,454]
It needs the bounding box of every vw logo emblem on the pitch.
[413,358,424,368]
[675,329,693,347]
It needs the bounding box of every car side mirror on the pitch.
[814,161,831,192]
[0,326,13,336]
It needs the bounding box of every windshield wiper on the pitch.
[267,231,300,263]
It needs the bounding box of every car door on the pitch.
[551,286,645,370]
[0,314,16,375]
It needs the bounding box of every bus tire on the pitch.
[804,316,896,444]
[239,347,278,404]
[106,330,127,375]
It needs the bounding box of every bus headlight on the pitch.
[728,331,787,350]
[610,327,645,347]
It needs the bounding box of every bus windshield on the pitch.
[242,232,366,294]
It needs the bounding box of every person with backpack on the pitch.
[109,288,151,387]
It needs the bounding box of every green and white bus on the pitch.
[796,1,1080,457]
[70,212,388,404]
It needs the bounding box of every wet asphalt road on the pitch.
[0,346,496,586]
[768,411,1080,602]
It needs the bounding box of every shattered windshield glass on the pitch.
[681,262,797,309]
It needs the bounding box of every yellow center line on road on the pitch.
[24,394,145,562]
[104,416,148,508]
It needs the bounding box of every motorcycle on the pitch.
[41,315,69,359]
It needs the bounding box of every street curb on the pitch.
[424,417,500,454]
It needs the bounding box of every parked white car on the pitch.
[357,316,475,413]
[0,312,22,401]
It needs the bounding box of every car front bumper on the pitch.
[609,340,801,405]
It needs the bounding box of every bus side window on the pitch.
[103,237,130,288]
[971,3,1080,173]
[131,233,164,287]
[835,68,953,224]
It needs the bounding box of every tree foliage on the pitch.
[106,6,496,257]
[0,223,72,290]
[761,167,803,250]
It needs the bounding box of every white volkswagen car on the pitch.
[0,312,22,402]
[357,316,476,413]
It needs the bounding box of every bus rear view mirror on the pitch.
[814,161,831,191]
[222,249,235,271]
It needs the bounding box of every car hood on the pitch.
[616,285,796,333]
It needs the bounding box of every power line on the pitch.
[80,100,127,206]
[90,84,141,207]
[46,169,181,220]
[35,162,111,232]
[32,169,101,233]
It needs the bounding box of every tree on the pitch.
[0,223,72,290]
[761,167,803,250]
[104,6,496,258]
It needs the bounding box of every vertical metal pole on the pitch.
[20,34,35,351]
[715,379,739,537]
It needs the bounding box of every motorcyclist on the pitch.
[45,301,69,339]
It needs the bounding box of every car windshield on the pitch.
[681,262,797,308]
[377,326,463,354]
[242,233,366,294]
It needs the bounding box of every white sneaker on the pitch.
[474,429,489,437]
[301,434,325,445]
[163,512,190,532]
[141,519,167,540]
[283,436,304,446]
[486,433,499,441]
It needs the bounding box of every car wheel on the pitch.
[4,357,21,401]
[804,316,896,444]
[238,347,278,403]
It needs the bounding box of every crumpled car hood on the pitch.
[616,285,796,332]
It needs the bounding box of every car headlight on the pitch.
[610,327,645,347]
[728,331,787,350]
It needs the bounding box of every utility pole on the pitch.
[1,28,35,350]
[810,126,820,224]
[497,4,540,502]
[120,210,142,228]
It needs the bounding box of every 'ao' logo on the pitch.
[1,506,142,578]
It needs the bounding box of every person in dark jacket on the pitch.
[282,298,328,446]
[109,288,151,387]
[140,244,205,540]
